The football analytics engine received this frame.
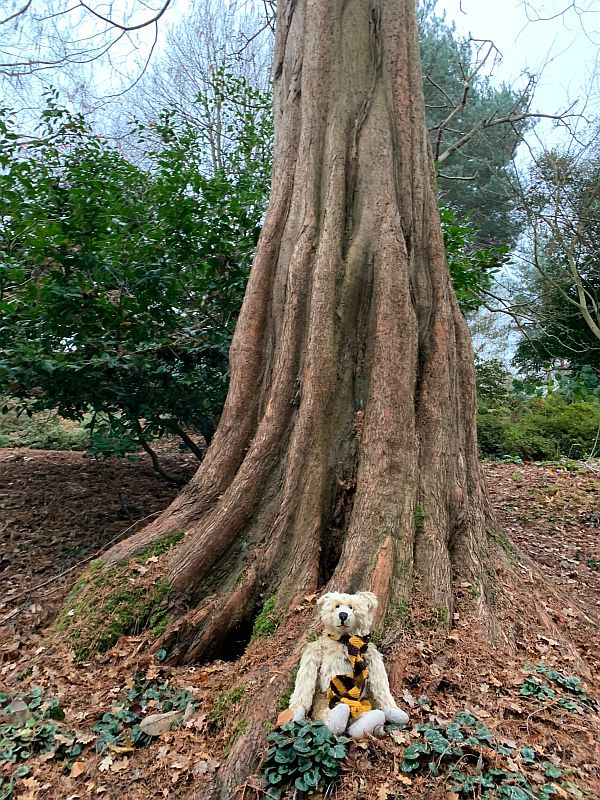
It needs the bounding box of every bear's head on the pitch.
[317,591,378,637]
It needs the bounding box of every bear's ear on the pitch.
[357,591,379,612]
[316,593,331,610]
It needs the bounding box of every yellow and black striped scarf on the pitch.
[327,634,372,718]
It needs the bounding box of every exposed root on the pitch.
[156,567,261,665]
[53,534,182,659]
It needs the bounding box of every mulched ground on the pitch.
[0,445,197,638]
[486,462,600,619]
[1,449,599,799]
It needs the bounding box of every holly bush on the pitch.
[441,205,509,315]
[0,73,272,465]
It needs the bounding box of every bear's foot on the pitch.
[384,706,409,725]
[325,704,350,735]
[348,709,386,738]
[291,705,306,722]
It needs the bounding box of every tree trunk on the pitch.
[106,0,497,649]
[98,0,503,792]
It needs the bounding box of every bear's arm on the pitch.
[288,640,322,712]
[365,644,397,709]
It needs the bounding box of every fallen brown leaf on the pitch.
[69,761,87,779]
[110,756,129,773]
[276,707,295,727]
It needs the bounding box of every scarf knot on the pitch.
[327,633,372,718]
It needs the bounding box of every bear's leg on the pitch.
[325,704,350,735]
[384,706,409,725]
[348,709,386,738]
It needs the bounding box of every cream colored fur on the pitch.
[288,591,409,737]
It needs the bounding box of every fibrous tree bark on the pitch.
[97,0,504,790]
[105,0,498,655]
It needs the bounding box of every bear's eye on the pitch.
[335,604,340,608]
[348,605,353,610]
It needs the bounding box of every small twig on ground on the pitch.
[525,700,563,732]
[0,607,21,625]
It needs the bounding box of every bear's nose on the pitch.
[338,611,348,622]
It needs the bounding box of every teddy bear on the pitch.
[287,591,409,737]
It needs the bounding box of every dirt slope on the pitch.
[1,450,598,799]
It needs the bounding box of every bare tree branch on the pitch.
[76,0,172,33]
[0,0,32,26]
[436,108,579,166]
[430,39,499,162]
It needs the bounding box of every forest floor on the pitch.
[1,447,599,800]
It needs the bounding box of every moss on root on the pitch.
[208,686,245,733]
[487,528,518,565]
[224,716,249,754]
[137,532,184,563]
[251,596,282,640]
[53,534,182,660]
[414,506,426,533]
[276,668,298,713]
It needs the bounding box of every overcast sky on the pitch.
[436,0,599,146]
[2,0,597,144]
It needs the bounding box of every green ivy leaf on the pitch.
[423,729,451,753]
[294,776,308,792]
[520,747,536,763]
[13,765,30,779]
[542,762,562,779]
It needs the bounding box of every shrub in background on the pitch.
[476,359,600,461]
[0,78,272,472]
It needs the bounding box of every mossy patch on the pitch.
[420,605,451,631]
[487,528,518,565]
[208,686,245,733]
[276,667,299,713]
[53,534,184,659]
[149,609,170,639]
[137,532,184,563]
[251,596,282,640]
[414,506,425,533]
[434,605,449,627]
[54,562,174,661]
[224,716,249,753]
[385,600,411,626]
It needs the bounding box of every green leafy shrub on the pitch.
[399,710,569,799]
[92,671,195,753]
[261,720,350,798]
[0,400,88,450]
[0,75,272,463]
[527,396,600,458]
[478,391,600,461]
[477,412,512,458]
[503,426,558,462]
[441,208,509,314]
